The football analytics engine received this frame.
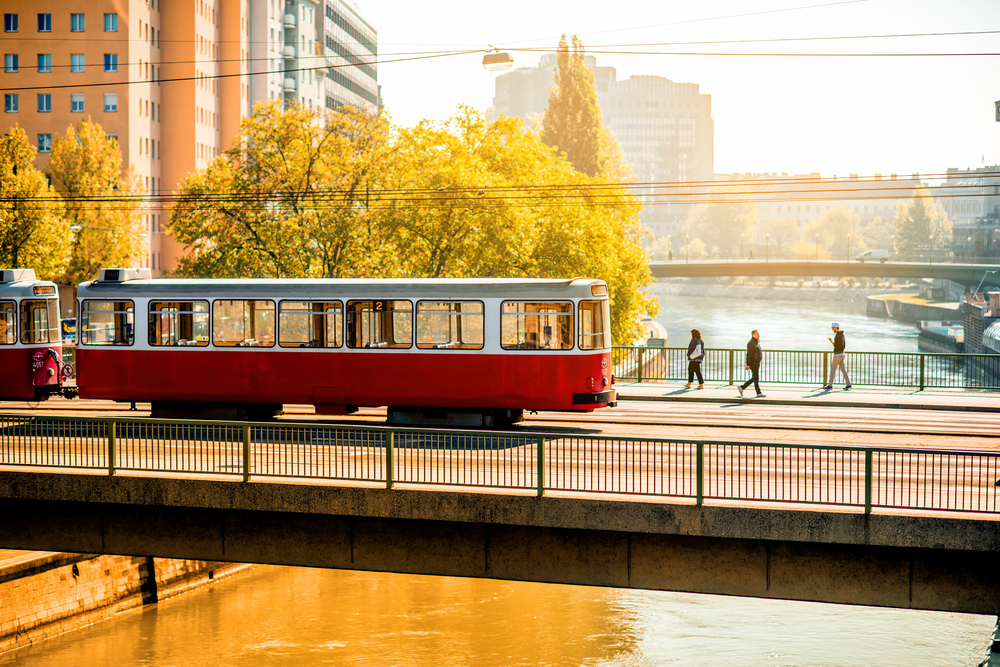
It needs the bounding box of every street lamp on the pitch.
[685,235,689,264]
[765,233,769,263]
[740,233,744,259]
[815,233,819,261]
[847,233,851,262]
[890,235,894,262]
[968,236,973,262]
[482,48,514,72]
[929,234,933,265]
[667,235,672,261]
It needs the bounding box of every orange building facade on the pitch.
[2,0,251,276]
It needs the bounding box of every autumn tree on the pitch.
[893,187,952,260]
[684,185,755,257]
[170,102,396,279]
[0,127,70,279]
[541,35,604,177]
[804,206,865,260]
[47,119,146,284]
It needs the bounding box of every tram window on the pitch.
[578,300,612,350]
[346,300,412,349]
[279,301,342,348]
[212,300,275,347]
[0,301,14,344]
[19,298,60,344]
[149,301,209,346]
[81,300,134,345]
[501,302,573,350]
[416,301,483,349]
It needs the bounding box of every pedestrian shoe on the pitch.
[756,393,766,398]
[844,385,852,390]
[822,385,832,390]
[684,383,692,388]
[697,384,705,389]
[737,386,744,397]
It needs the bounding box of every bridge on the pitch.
[0,415,998,615]
[649,260,1000,288]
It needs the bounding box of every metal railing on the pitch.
[612,346,1000,390]
[1,414,998,516]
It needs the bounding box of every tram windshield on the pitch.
[0,301,14,344]
[20,298,60,344]
[501,302,573,350]
[578,300,611,350]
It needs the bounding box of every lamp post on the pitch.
[667,235,671,261]
[815,233,819,261]
[765,233,769,263]
[929,234,933,265]
[847,233,851,262]
[740,233,744,259]
[968,236,973,262]
[685,235,689,264]
[890,235,894,262]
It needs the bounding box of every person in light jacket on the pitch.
[685,328,705,388]
[824,322,852,390]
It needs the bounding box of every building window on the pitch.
[71,54,85,72]
[103,13,117,32]
[37,14,50,32]
[71,93,84,112]
[4,94,17,112]
[106,133,118,143]
[37,94,51,112]
[4,14,17,32]
[37,54,51,73]
[37,134,52,152]
[103,93,117,111]
[104,54,117,72]
[4,54,18,73]
[71,13,84,32]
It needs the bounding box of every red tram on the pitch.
[75,269,617,425]
[0,269,66,401]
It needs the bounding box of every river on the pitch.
[3,294,994,666]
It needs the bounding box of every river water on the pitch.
[3,294,995,666]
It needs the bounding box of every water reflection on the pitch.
[2,567,991,666]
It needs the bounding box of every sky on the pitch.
[359,0,1000,179]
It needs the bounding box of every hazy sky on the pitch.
[360,0,1000,178]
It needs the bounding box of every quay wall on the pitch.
[0,551,250,655]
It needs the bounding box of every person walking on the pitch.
[685,328,705,388]
[824,322,852,390]
[738,329,765,398]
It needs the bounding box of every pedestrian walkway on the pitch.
[615,381,1000,413]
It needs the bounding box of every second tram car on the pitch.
[0,269,66,401]
[76,269,617,424]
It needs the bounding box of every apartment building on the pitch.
[491,54,714,238]
[3,0,377,276]
[935,166,1000,261]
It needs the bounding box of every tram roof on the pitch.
[77,277,609,299]
[0,279,60,299]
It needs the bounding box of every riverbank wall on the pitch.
[649,281,896,303]
[0,551,250,655]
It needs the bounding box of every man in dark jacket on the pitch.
[738,330,765,398]
[824,322,852,390]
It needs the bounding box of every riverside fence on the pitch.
[1,414,998,516]
[612,346,1000,390]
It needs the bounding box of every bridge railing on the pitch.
[611,346,1000,390]
[1,414,998,516]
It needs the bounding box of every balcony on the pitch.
[282,13,296,29]
[282,77,297,92]
[283,45,296,59]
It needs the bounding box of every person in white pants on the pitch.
[824,322,852,390]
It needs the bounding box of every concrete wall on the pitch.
[0,471,998,615]
[0,550,249,654]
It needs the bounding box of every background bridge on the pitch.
[649,260,1000,288]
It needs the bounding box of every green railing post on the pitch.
[864,449,873,514]
[822,352,828,385]
[242,424,250,482]
[637,348,644,383]
[107,419,116,476]
[386,431,394,490]
[728,350,734,385]
[919,355,925,391]
[536,435,545,497]
[696,442,704,506]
